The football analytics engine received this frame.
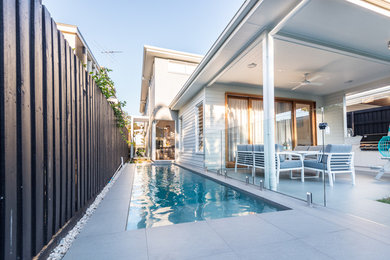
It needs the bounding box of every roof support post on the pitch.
[262,32,277,190]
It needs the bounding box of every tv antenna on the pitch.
[101,50,123,54]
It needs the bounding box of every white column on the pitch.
[262,33,277,190]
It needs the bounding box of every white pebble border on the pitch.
[47,163,127,260]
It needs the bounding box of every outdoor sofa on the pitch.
[235,144,304,183]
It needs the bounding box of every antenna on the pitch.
[101,51,123,54]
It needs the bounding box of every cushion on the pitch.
[321,144,352,163]
[280,160,302,169]
[275,144,285,162]
[246,144,253,151]
[304,160,327,170]
[253,144,264,152]
[237,144,247,151]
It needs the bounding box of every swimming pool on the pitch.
[126,164,287,230]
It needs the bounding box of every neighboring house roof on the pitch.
[139,45,203,114]
[169,0,390,110]
[56,22,100,69]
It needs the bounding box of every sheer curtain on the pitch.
[228,98,249,161]
[275,102,292,150]
[251,99,264,144]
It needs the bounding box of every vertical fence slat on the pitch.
[70,50,76,216]
[51,18,60,234]
[65,41,71,221]
[31,0,45,254]
[17,0,33,258]
[42,5,54,245]
[80,61,85,208]
[2,0,18,259]
[0,0,5,258]
[75,57,80,211]
[59,31,66,227]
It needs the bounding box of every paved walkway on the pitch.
[63,163,390,260]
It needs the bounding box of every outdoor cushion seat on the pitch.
[304,160,327,170]
[280,160,302,169]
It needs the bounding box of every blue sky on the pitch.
[42,0,244,116]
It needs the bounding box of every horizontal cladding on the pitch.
[178,90,205,168]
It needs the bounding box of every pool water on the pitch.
[126,165,286,230]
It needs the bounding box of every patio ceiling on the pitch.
[170,0,390,110]
[216,38,390,96]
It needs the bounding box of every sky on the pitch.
[42,0,244,116]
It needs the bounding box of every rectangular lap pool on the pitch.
[126,164,287,230]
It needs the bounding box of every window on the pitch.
[195,102,204,152]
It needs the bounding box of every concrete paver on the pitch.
[63,163,390,260]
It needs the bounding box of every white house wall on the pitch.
[154,58,195,121]
[177,89,205,168]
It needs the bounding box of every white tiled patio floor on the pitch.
[63,163,390,260]
[223,167,390,226]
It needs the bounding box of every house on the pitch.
[140,0,390,189]
[139,46,203,160]
[57,22,99,73]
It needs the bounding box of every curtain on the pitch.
[228,98,249,161]
[251,99,264,144]
[275,102,292,150]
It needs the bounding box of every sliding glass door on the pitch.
[227,97,249,162]
[251,99,264,145]
[295,102,314,146]
[226,93,316,166]
[275,101,293,150]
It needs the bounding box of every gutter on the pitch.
[168,0,259,110]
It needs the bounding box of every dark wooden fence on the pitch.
[347,106,390,136]
[0,1,129,259]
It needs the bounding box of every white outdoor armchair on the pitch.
[304,144,355,187]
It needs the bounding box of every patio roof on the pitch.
[170,0,390,110]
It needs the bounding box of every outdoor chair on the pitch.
[235,145,254,169]
[304,144,355,187]
[235,144,304,183]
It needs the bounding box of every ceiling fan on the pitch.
[292,73,323,91]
